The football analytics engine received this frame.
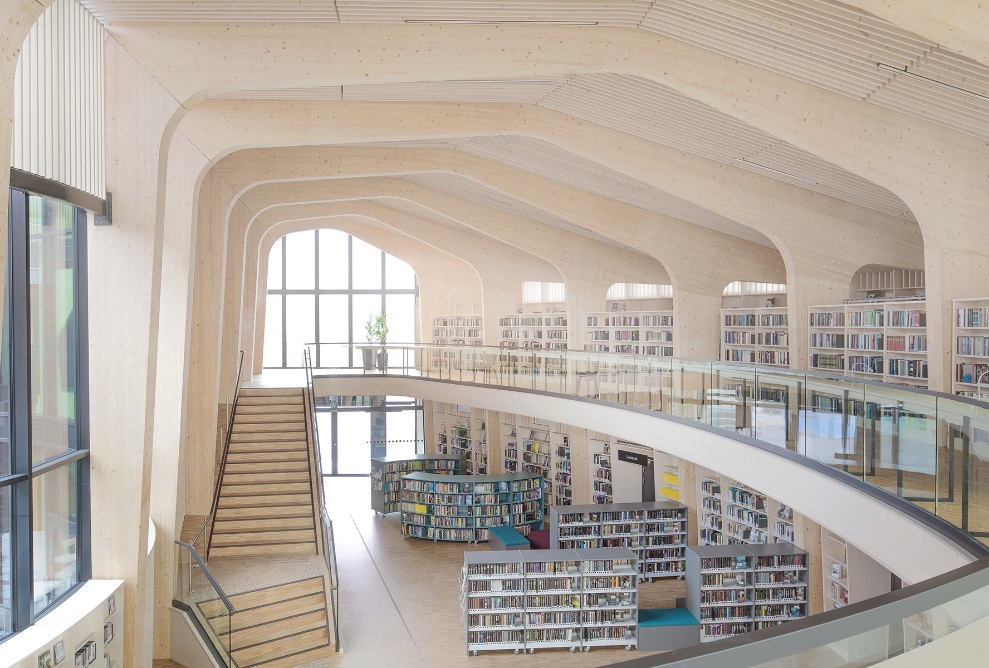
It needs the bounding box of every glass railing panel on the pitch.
[861,385,938,506]
[751,367,804,452]
[934,397,989,543]
[173,542,234,666]
[670,359,713,424]
[711,364,758,438]
[799,377,864,478]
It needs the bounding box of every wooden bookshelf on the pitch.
[720,306,790,367]
[500,415,571,506]
[432,315,484,346]
[850,267,925,301]
[498,314,568,351]
[953,297,989,397]
[400,471,544,542]
[461,547,638,655]
[589,437,613,504]
[433,403,489,475]
[686,544,808,643]
[581,311,674,356]
[370,454,464,514]
[698,474,794,548]
[808,299,928,387]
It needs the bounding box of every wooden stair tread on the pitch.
[232,424,307,434]
[218,482,312,496]
[254,644,333,668]
[179,514,207,543]
[211,529,315,547]
[226,450,309,464]
[212,517,314,532]
[232,628,328,666]
[223,472,312,485]
[209,543,316,557]
[225,460,310,473]
[238,387,303,396]
[217,495,313,510]
[222,609,327,647]
[223,593,327,630]
[215,506,314,521]
[227,440,309,452]
[230,432,309,443]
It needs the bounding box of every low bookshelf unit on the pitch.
[461,547,639,655]
[400,471,544,542]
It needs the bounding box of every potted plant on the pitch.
[363,314,389,371]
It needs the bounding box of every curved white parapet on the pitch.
[315,374,977,584]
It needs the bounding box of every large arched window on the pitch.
[263,230,418,369]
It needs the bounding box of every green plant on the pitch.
[364,314,389,345]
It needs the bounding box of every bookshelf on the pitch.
[370,454,464,514]
[433,403,490,475]
[720,307,789,367]
[400,471,544,542]
[807,299,928,387]
[500,416,572,506]
[850,267,925,301]
[461,548,638,655]
[953,297,989,397]
[656,452,681,501]
[432,315,484,346]
[589,437,613,504]
[822,530,850,611]
[698,474,794,548]
[549,502,687,581]
[686,544,808,643]
[554,433,573,506]
[498,314,568,351]
[581,311,675,356]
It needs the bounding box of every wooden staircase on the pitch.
[198,576,332,667]
[210,388,319,558]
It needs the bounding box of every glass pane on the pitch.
[385,409,418,459]
[267,238,283,290]
[318,343,350,370]
[285,295,316,367]
[352,294,383,346]
[337,410,372,475]
[351,237,382,290]
[317,411,333,474]
[33,463,78,616]
[263,295,283,368]
[319,230,349,290]
[1,485,11,639]
[30,195,76,464]
[284,231,316,290]
[318,295,349,345]
[385,252,416,290]
[385,294,416,347]
[1,273,9,476]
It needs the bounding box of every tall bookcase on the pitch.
[498,314,568,350]
[808,299,928,386]
[400,472,544,542]
[720,307,790,366]
[461,548,638,655]
[549,501,687,581]
[589,437,613,504]
[501,415,573,507]
[432,315,484,346]
[370,454,464,514]
[581,311,675,356]
[952,297,989,397]
[697,474,794,548]
[433,403,489,475]
[686,544,808,643]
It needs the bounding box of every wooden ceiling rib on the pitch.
[335,0,650,25]
[342,79,562,103]
[79,1,341,22]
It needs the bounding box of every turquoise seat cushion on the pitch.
[638,608,699,627]
[488,525,529,546]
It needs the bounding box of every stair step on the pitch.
[232,423,307,434]
[227,440,309,453]
[209,543,316,558]
[224,460,310,474]
[237,395,304,406]
[225,450,309,464]
[223,609,327,648]
[232,628,328,666]
[233,412,305,424]
[211,529,315,547]
[235,404,306,416]
[212,517,314,532]
[219,482,312,496]
[214,505,313,520]
[216,493,312,509]
[225,592,326,630]
[200,578,324,619]
[230,432,308,443]
[239,387,303,397]
[179,514,208,543]
[255,644,333,668]
[223,472,311,486]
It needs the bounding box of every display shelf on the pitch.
[553,433,573,506]
[581,311,674,357]
[400,472,544,542]
[549,502,687,581]
[590,438,613,504]
[698,478,724,546]
[370,454,464,514]
[686,544,807,643]
[698,474,794,547]
[432,315,484,346]
[850,267,925,301]
[461,548,638,655]
[498,314,568,351]
[808,299,928,387]
[952,297,989,397]
[720,307,790,367]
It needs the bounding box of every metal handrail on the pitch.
[320,507,340,652]
[206,351,245,557]
[304,349,326,534]
[174,540,234,613]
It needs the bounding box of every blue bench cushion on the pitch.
[488,525,529,546]
[638,608,699,628]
